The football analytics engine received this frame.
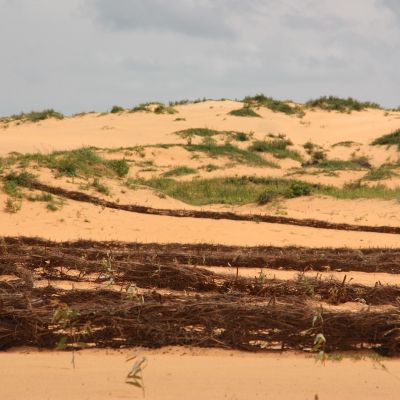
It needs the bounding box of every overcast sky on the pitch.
[1,0,399,116]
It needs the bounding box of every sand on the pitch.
[1,101,399,156]
[2,347,400,400]
[1,192,400,247]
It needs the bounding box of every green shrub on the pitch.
[110,105,125,113]
[306,96,380,112]
[106,159,130,177]
[228,107,261,117]
[257,190,278,205]
[4,171,35,187]
[249,139,302,162]
[130,103,150,113]
[5,198,21,213]
[234,132,249,142]
[288,181,312,197]
[154,104,178,114]
[243,94,302,115]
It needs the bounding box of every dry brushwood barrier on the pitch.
[2,236,400,355]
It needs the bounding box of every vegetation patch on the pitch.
[127,175,400,205]
[249,139,303,162]
[130,102,177,114]
[312,158,369,171]
[243,94,303,116]
[0,109,64,123]
[363,166,398,181]
[126,176,314,206]
[234,132,250,142]
[185,143,279,167]
[228,107,261,118]
[371,129,400,149]
[175,128,223,140]
[306,96,380,113]
[2,148,130,179]
[91,178,110,195]
[332,141,358,148]
[110,105,125,113]
[163,166,197,177]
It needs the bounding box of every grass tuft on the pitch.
[185,143,279,167]
[363,166,398,181]
[371,129,400,148]
[163,166,197,177]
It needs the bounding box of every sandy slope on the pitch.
[1,101,399,155]
[2,347,400,400]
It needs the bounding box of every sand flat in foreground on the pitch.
[2,347,400,400]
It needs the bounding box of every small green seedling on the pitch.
[126,355,147,396]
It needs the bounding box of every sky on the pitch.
[0,0,399,116]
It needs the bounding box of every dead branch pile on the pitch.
[3,236,400,273]
[1,285,400,355]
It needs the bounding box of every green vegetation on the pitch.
[249,139,303,162]
[130,102,177,114]
[306,96,380,112]
[27,192,53,202]
[110,105,125,113]
[3,172,35,197]
[1,109,64,123]
[243,94,303,116]
[228,107,261,118]
[3,148,130,179]
[163,166,197,177]
[313,157,370,171]
[106,159,130,177]
[5,198,22,213]
[321,181,400,200]
[363,165,398,181]
[332,141,358,148]
[234,132,249,142]
[168,97,208,106]
[127,175,400,205]
[185,142,279,167]
[26,191,63,211]
[92,178,110,195]
[175,128,222,140]
[175,128,253,145]
[371,129,400,148]
[127,176,314,206]
[154,104,178,114]
[202,164,219,172]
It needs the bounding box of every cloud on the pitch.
[88,0,237,39]
[0,0,399,116]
